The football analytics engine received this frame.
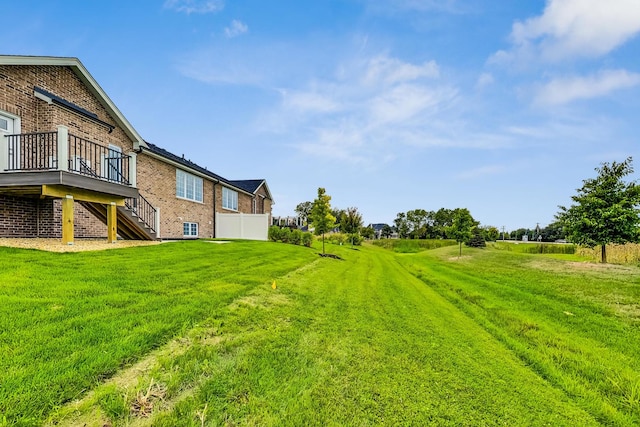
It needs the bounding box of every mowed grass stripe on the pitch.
[0,241,317,426]
[150,243,595,425]
[399,245,640,425]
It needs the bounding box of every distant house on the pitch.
[368,223,395,239]
[0,55,273,242]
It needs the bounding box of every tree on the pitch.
[361,226,375,240]
[557,157,640,263]
[480,225,500,242]
[340,207,364,247]
[466,227,486,248]
[310,187,336,254]
[294,201,313,225]
[447,208,476,257]
[540,221,565,242]
[394,212,410,239]
[381,224,393,238]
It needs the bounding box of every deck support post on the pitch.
[61,194,74,245]
[107,202,117,243]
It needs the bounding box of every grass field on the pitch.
[1,240,639,425]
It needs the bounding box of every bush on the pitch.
[494,241,575,254]
[347,233,363,246]
[372,239,457,253]
[279,227,292,244]
[302,232,313,247]
[270,226,313,248]
[268,226,281,242]
[466,228,486,248]
[290,229,303,245]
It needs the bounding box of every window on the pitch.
[183,222,198,237]
[176,169,203,202]
[0,112,15,134]
[222,187,238,211]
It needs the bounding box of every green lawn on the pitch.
[1,240,638,425]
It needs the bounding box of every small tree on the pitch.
[557,157,640,263]
[448,208,476,257]
[340,207,363,247]
[295,201,313,225]
[310,187,336,254]
[466,227,486,248]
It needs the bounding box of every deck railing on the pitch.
[2,130,132,186]
[125,193,157,233]
[68,134,131,185]
[5,131,58,171]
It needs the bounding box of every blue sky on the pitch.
[5,0,640,230]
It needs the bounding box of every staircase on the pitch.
[81,193,158,241]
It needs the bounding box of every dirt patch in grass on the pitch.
[0,238,163,252]
[528,260,638,275]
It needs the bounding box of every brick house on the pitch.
[0,55,272,242]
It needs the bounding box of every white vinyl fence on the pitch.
[215,213,269,241]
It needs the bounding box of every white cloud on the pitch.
[261,54,486,164]
[281,90,340,113]
[534,69,640,105]
[364,55,439,85]
[225,20,248,38]
[476,72,494,89]
[494,0,640,63]
[164,0,224,14]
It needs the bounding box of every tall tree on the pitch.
[340,207,363,247]
[310,188,336,254]
[394,212,410,239]
[447,208,476,257]
[557,157,640,263]
[381,224,394,238]
[294,201,313,225]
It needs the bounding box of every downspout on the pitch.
[212,181,217,238]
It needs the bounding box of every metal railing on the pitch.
[3,132,132,185]
[68,134,131,185]
[125,193,157,233]
[5,132,58,171]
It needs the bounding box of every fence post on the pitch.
[57,125,69,172]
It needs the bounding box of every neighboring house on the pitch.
[0,55,272,242]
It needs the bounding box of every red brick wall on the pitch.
[0,64,135,239]
[136,153,215,239]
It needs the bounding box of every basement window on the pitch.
[183,222,198,237]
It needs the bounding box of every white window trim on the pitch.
[222,187,238,211]
[0,110,21,134]
[176,169,204,203]
[183,222,199,237]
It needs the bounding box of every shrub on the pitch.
[302,232,313,247]
[466,228,486,248]
[290,229,303,246]
[347,233,363,246]
[494,241,575,254]
[279,227,292,244]
[371,239,457,253]
[270,226,313,248]
[268,226,281,242]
